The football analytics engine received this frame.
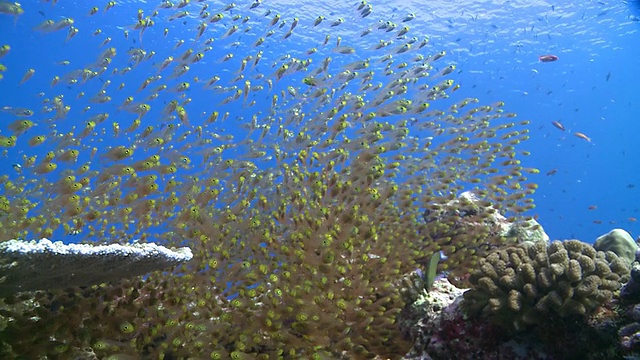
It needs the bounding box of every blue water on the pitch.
[1,0,639,245]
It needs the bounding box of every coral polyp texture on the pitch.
[0,238,193,297]
[463,239,630,332]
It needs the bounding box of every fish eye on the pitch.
[93,341,108,350]
[120,321,134,334]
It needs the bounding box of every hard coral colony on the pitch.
[0,1,537,359]
[463,240,630,333]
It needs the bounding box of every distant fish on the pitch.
[574,132,591,142]
[538,54,558,62]
[551,120,565,131]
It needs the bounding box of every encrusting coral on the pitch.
[463,239,630,332]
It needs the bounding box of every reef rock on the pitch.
[423,191,549,287]
[424,191,550,245]
[594,228,639,264]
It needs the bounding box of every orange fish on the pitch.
[539,54,559,62]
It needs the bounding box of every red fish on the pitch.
[539,54,559,62]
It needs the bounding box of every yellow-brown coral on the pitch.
[463,240,630,332]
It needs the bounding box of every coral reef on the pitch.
[620,320,640,355]
[0,1,542,358]
[423,191,548,286]
[594,228,639,264]
[407,286,624,360]
[0,239,192,297]
[622,250,640,301]
[463,239,630,332]
[401,241,631,360]
[617,249,640,357]
[399,277,466,359]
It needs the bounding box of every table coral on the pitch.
[0,238,192,297]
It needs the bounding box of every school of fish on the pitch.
[0,1,539,359]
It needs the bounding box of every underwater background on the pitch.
[2,0,639,244]
[1,0,640,358]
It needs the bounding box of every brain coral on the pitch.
[463,240,630,332]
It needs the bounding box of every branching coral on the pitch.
[463,240,630,332]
